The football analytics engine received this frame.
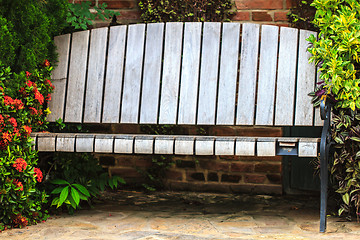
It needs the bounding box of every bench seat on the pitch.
[31,133,319,157]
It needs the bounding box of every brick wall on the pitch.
[69,0,295,194]
[71,0,293,26]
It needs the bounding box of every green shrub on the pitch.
[288,0,317,30]
[138,0,235,22]
[67,1,120,30]
[308,0,360,219]
[43,153,125,214]
[0,0,68,72]
[0,60,54,231]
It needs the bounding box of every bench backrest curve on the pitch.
[48,22,322,127]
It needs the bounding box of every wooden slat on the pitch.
[102,25,127,123]
[140,23,164,124]
[275,27,298,126]
[215,137,235,155]
[38,135,56,152]
[295,30,317,126]
[299,138,319,157]
[257,138,276,156]
[235,138,256,156]
[159,22,183,124]
[174,137,194,155]
[114,135,133,153]
[84,28,108,123]
[154,136,174,154]
[120,24,146,123]
[56,134,75,152]
[255,25,279,126]
[236,24,260,125]
[197,22,221,125]
[48,34,71,122]
[64,30,90,123]
[178,22,202,124]
[76,135,94,152]
[195,137,214,155]
[216,23,240,125]
[95,135,114,153]
[134,136,154,154]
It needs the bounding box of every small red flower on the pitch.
[34,89,44,105]
[12,179,24,191]
[26,71,31,78]
[22,125,32,135]
[34,168,43,182]
[46,93,52,102]
[8,117,17,128]
[43,59,50,67]
[29,107,38,115]
[13,158,27,172]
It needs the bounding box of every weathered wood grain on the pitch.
[236,23,260,125]
[76,134,94,152]
[64,30,90,123]
[255,25,279,126]
[94,135,114,153]
[299,138,319,157]
[56,134,75,152]
[178,22,202,124]
[84,28,108,123]
[215,137,235,155]
[48,34,71,122]
[275,27,298,126]
[174,136,195,155]
[120,24,146,123]
[140,23,164,124]
[159,22,183,124]
[295,30,317,126]
[134,136,154,154]
[197,22,221,125]
[102,25,127,123]
[216,23,240,125]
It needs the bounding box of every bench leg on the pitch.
[319,144,328,232]
[319,99,331,233]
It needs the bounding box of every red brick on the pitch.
[252,11,273,21]
[235,0,283,10]
[186,172,205,182]
[111,124,141,134]
[110,167,142,178]
[267,174,282,184]
[221,174,242,183]
[98,1,136,9]
[254,163,281,173]
[166,170,183,181]
[199,161,230,172]
[135,158,153,168]
[117,10,141,20]
[115,156,133,167]
[231,11,250,21]
[286,0,295,8]
[231,162,254,172]
[168,181,231,193]
[274,11,289,22]
[244,174,267,184]
[219,156,241,161]
[240,156,282,162]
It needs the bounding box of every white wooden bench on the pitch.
[31,22,331,232]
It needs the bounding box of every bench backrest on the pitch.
[49,22,322,127]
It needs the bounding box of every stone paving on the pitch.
[2,190,360,239]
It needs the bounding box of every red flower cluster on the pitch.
[13,158,27,172]
[3,96,24,110]
[29,107,38,115]
[22,125,32,136]
[43,59,50,67]
[12,179,23,191]
[33,168,43,182]
[12,214,28,228]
